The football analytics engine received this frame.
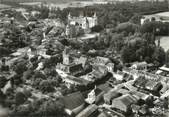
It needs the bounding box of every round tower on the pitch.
[93,12,98,26]
[83,17,89,29]
[68,12,72,21]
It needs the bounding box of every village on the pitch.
[1,0,169,117]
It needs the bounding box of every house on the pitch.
[57,63,84,76]
[63,75,90,88]
[31,11,40,17]
[1,80,12,95]
[82,68,107,82]
[123,82,137,92]
[130,61,147,71]
[113,71,126,81]
[160,82,168,95]
[122,67,139,80]
[156,65,169,77]
[60,91,86,116]
[111,94,138,113]
[134,76,162,95]
[134,76,148,89]
[85,83,112,104]
[11,47,29,57]
[131,104,140,114]
[159,66,169,73]
[66,24,80,38]
[92,56,111,66]
[161,89,169,99]
[80,74,95,82]
[130,91,150,101]
[79,33,99,41]
[75,56,88,68]
[106,63,114,73]
[97,83,112,93]
[123,74,134,82]
[27,46,50,59]
[76,104,99,117]
[92,65,108,75]
[97,112,110,117]
[85,87,105,104]
[36,45,50,58]
[0,58,9,72]
[117,88,130,95]
[145,80,162,93]
[104,90,122,104]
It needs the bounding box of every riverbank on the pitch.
[0,4,11,9]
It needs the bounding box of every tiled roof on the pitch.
[97,83,111,92]
[76,104,98,117]
[113,94,138,107]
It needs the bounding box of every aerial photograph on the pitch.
[0,0,169,117]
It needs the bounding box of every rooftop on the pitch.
[160,66,169,72]
[79,33,99,40]
[76,104,98,117]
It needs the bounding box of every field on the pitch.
[0,4,11,9]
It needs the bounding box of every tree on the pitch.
[37,100,65,116]
[12,74,23,86]
[13,59,28,74]
[23,88,32,98]
[39,80,55,93]
[0,90,6,106]
[22,69,33,81]
[30,98,45,113]
[130,14,142,24]
[0,76,7,88]
[15,92,27,105]
[109,33,125,52]
[152,47,165,66]
[40,6,49,19]
[14,105,32,116]
[166,49,169,67]
[116,22,139,34]
[49,79,60,87]
[91,25,103,32]
[121,46,136,63]
[0,47,11,57]
[163,97,168,109]
[33,71,46,79]
[43,67,57,77]
[32,78,42,89]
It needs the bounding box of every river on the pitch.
[155,36,169,52]
[144,11,169,52]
